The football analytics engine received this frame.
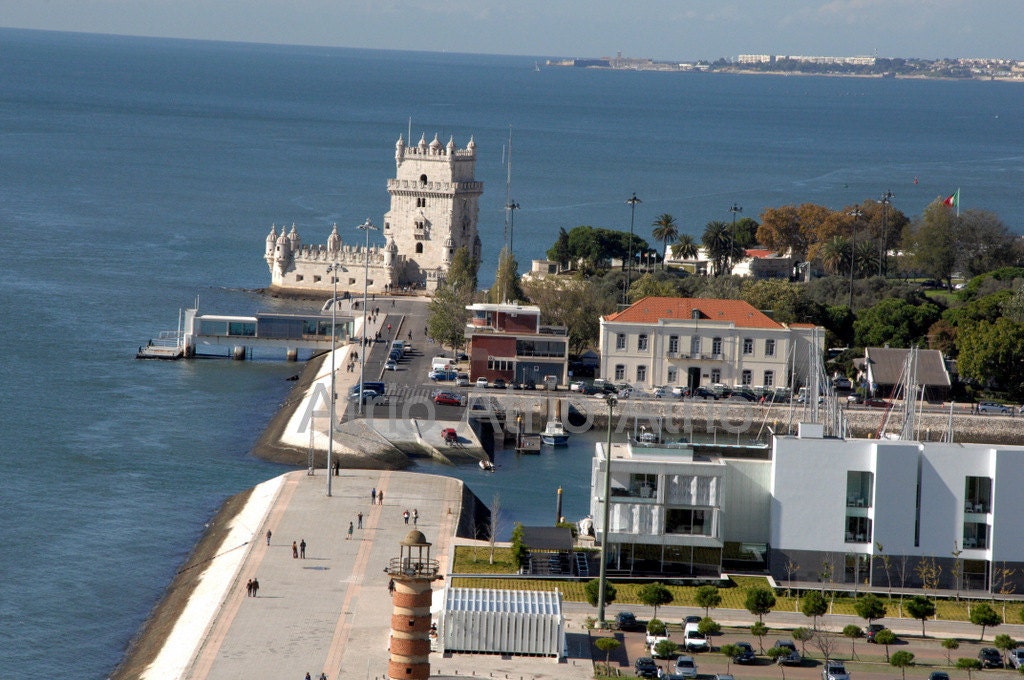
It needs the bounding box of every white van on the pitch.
[431,356,455,371]
[683,622,709,652]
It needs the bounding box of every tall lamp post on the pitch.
[878,190,894,277]
[325,262,345,496]
[847,209,862,310]
[356,218,377,416]
[506,200,519,254]
[729,202,742,226]
[624,193,641,305]
[596,395,617,626]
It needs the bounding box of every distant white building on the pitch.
[598,296,824,390]
[265,134,482,296]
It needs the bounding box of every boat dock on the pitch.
[137,306,353,360]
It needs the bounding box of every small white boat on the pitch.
[479,459,495,471]
[540,419,570,446]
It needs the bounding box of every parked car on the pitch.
[979,647,1003,668]
[733,641,756,664]
[615,610,641,631]
[683,615,702,626]
[1009,649,1024,670]
[432,392,462,406]
[475,377,489,388]
[863,398,890,408]
[384,359,398,370]
[692,387,718,400]
[683,623,709,652]
[429,369,457,381]
[673,655,698,679]
[651,386,667,399]
[455,373,470,387]
[649,636,678,659]
[978,401,1011,414]
[492,378,507,390]
[864,624,886,643]
[773,640,801,665]
[929,673,950,680]
[634,656,660,679]
[847,393,864,404]
[715,675,735,680]
[822,660,850,680]
[832,376,852,390]
[579,383,603,395]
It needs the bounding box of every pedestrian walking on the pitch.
[292,541,298,558]
[334,459,340,476]
[377,490,384,505]
[357,512,363,529]
[266,529,272,546]
[403,509,410,524]
[251,577,259,596]
[388,578,395,595]
[246,578,253,597]
[305,673,312,680]
[300,539,306,558]
[371,488,377,504]
[412,508,418,525]
[347,521,354,539]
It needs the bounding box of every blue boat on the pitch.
[540,419,570,446]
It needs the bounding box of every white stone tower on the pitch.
[383,134,482,291]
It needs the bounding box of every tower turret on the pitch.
[265,225,277,257]
[327,223,341,255]
[287,223,301,251]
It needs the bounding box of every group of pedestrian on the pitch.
[371,487,384,505]
[402,508,419,525]
[245,577,260,597]
[303,673,327,680]
[292,539,307,559]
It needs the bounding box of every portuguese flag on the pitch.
[943,189,960,210]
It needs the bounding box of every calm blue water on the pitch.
[2,28,1023,678]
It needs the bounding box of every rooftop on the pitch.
[603,296,784,329]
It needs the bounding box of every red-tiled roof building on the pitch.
[599,297,825,390]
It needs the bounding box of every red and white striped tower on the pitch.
[386,530,441,680]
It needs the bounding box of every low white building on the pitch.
[599,296,824,391]
[436,587,564,659]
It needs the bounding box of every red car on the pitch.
[433,392,462,406]
[864,398,890,408]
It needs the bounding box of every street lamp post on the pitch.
[847,209,862,310]
[878,191,894,277]
[506,200,519,254]
[730,202,742,226]
[325,262,344,496]
[624,193,641,305]
[596,395,617,626]
[356,218,377,416]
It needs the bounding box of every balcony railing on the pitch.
[386,557,441,578]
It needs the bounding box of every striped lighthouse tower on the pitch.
[386,530,441,680]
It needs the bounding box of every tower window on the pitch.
[415,243,424,254]
[419,174,428,186]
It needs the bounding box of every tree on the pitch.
[853,297,942,348]
[522,275,614,353]
[652,214,679,270]
[874,628,896,662]
[702,220,746,276]
[970,602,1002,641]
[994,633,1017,666]
[956,210,1020,278]
[447,245,479,292]
[719,643,740,673]
[813,627,839,664]
[903,200,959,289]
[654,638,680,660]
[695,585,722,618]
[732,216,760,249]
[751,621,769,653]
[489,246,524,303]
[956,657,982,680]
[766,646,790,680]
[637,582,673,620]
[854,593,886,627]
[595,636,621,671]
[745,587,777,622]
[427,278,473,351]
[546,227,571,270]
[800,590,829,629]
[487,494,502,564]
[843,624,862,659]
[792,627,813,657]
[509,523,528,570]
[699,617,721,636]
[906,595,936,637]
[583,578,616,608]
[818,236,851,276]
[647,618,667,636]
[891,650,915,680]
[942,638,960,665]
[955,318,1024,399]
[628,273,680,302]
[671,233,700,261]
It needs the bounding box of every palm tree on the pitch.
[703,220,744,276]
[819,236,850,276]
[651,214,679,271]
[671,234,699,261]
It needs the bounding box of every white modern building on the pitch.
[599,296,824,391]
[589,441,771,578]
[589,429,1024,592]
[265,134,483,295]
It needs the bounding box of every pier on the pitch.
[137,306,353,360]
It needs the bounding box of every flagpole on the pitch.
[957,187,961,217]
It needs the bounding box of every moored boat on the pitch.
[540,419,570,446]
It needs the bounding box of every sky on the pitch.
[2,0,1022,61]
